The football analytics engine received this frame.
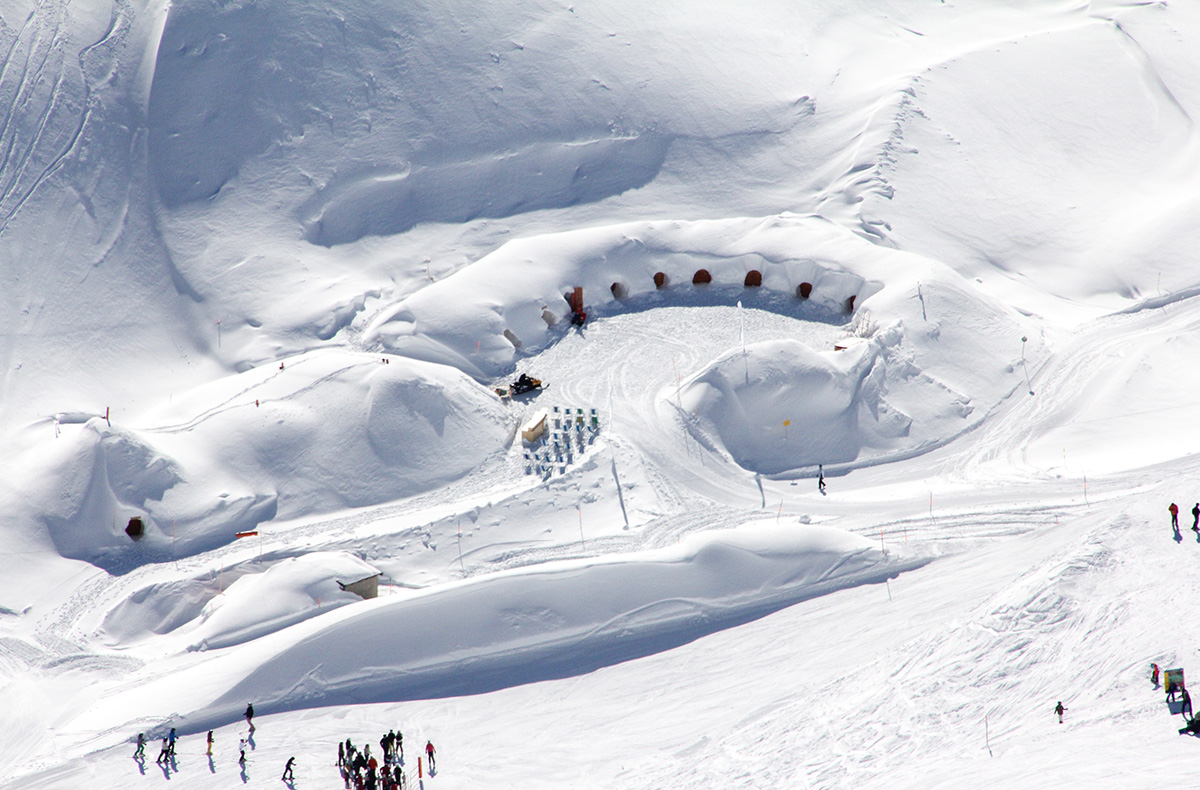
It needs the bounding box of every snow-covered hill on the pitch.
[4,0,1200,787]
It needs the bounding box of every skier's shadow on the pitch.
[248,731,257,750]
[1174,526,1183,543]
[133,754,146,776]
[208,754,216,774]
[240,762,249,784]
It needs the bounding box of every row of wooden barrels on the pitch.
[607,270,855,312]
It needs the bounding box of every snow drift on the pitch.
[190,521,922,719]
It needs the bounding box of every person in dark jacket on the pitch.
[245,702,255,729]
[134,733,145,759]
[1054,701,1067,723]
[282,756,296,781]
[1191,503,1199,531]
[1183,687,1193,718]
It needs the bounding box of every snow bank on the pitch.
[19,351,514,567]
[192,522,921,718]
[676,339,912,474]
[99,552,378,649]
[183,553,378,651]
[364,215,883,380]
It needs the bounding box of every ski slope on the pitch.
[3,0,1200,787]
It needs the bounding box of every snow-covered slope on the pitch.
[4,0,1200,788]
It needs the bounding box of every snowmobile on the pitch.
[495,373,544,398]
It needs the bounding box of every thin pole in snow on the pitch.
[738,301,745,353]
[985,714,992,756]
[217,320,221,348]
[777,498,783,523]
[739,301,749,382]
[1083,474,1089,507]
[885,577,892,601]
[1020,336,1033,395]
[880,528,886,554]
[578,507,585,549]
[457,520,465,576]
[917,281,927,321]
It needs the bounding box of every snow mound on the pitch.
[192,522,921,718]
[19,352,513,567]
[365,215,881,380]
[179,552,379,651]
[675,339,912,474]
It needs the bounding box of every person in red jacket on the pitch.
[425,740,436,772]
[1170,503,1179,530]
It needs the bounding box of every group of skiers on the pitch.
[132,727,179,764]
[338,731,436,789]
[132,702,299,783]
[132,702,438,784]
[1167,502,1200,533]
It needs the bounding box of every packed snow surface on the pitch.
[4,0,1200,787]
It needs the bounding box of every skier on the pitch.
[1192,503,1199,532]
[396,730,403,761]
[818,464,826,493]
[155,738,170,764]
[1170,502,1180,530]
[1180,715,1200,736]
[207,730,214,756]
[282,756,296,781]
[1183,687,1194,719]
[239,739,247,765]
[134,732,145,759]
[338,741,345,768]
[1054,701,1067,723]
[245,702,255,730]
[1167,678,1178,702]
[167,727,177,758]
[425,740,436,771]
[1152,662,1160,687]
